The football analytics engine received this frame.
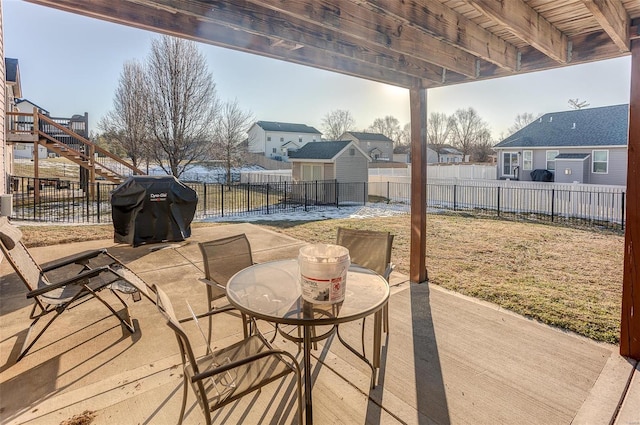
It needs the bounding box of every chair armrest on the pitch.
[382,263,395,281]
[27,265,113,298]
[198,277,225,292]
[41,248,109,272]
[177,305,239,323]
[191,348,295,382]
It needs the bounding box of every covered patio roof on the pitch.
[22,0,640,359]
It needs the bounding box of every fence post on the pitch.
[283,181,287,211]
[304,183,308,212]
[387,181,390,201]
[453,184,457,211]
[497,186,501,217]
[335,180,339,207]
[621,191,625,231]
[266,183,270,214]
[96,182,101,223]
[247,183,250,213]
[220,184,224,217]
[363,182,367,205]
[551,189,555,222]
[203,183,207,217]
[315,180,318,205]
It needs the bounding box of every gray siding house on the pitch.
[339,131,394,161]
[289,141,370,203]
[493,104,628,186]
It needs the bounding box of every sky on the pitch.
[3,0,633,140]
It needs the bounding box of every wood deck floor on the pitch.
[0,223,637,424]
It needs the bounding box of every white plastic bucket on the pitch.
[298,244,350,304]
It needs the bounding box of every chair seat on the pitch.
[186,335,293,409]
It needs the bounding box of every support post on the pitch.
[409,88,428,283]
[621,29,640,360]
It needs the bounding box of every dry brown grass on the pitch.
[15,214,623,343]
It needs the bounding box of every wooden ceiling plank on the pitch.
[467,0,569,64]
[357,0,518,71]
[581,0,630,52]
[24,0,424,87]
[236,0,479,77]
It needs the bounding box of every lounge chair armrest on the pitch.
[177,305,239,323]
[27,265,112,298]
[191,348,294,382]
[41,248,109,272]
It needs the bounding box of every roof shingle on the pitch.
[256,121,321,134]
[494,104,628,149]
[288,141,351,160]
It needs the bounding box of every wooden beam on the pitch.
[468,0,569,64]
[581,0,630,52]
[203,0,480,78]
[25,0,421,87]
[358,0,519,71]
[621,34,640,360]
[409,88,428,284]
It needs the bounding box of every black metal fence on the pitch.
[7,176,626,231]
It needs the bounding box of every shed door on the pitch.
[302,164,323,181]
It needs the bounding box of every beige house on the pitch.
[339,131,394,161]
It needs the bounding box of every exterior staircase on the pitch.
[7,110,144,184]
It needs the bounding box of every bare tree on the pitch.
[449,107,491,160]
[470,129,494,162]
[145,36,220,177]
[212,99,254,184]
[568,98,590,110]
[368,115,401,143]
[426,112,453,162]
[321,109,356,140]
[99,60,149,169]
[507,112,539,135]
[398,122,411,146]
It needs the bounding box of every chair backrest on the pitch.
[198,234,253,288]
[0,217,48,292]
[154,284,200,374]
[336,227,393,278]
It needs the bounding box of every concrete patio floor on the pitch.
[0,222,638,424]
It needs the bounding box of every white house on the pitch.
[247,121,322,162]
[339,131,394,161]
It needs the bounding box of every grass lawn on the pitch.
[15,214,623,344]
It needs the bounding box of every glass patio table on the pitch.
[226,259,389,425]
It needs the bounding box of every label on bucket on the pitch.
[298,243,350,304]
[300,274,345,304]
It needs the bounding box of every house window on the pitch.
[267,136,271,141]
[349,148,355,156]
[280,137,284,142]
[592,150,609,174]
[302,164,322,181]
[522,150,533,170]
[546,150,559,171]
[272,148,277,154]
[502,152,518,176]
[299,136,303,142]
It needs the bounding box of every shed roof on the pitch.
[555,153,591,159]
[494,104,629,149]
[255,121,321,134]
[288,141,353,160]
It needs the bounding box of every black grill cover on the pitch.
[111,175,198,247]
[530,169,554,182]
